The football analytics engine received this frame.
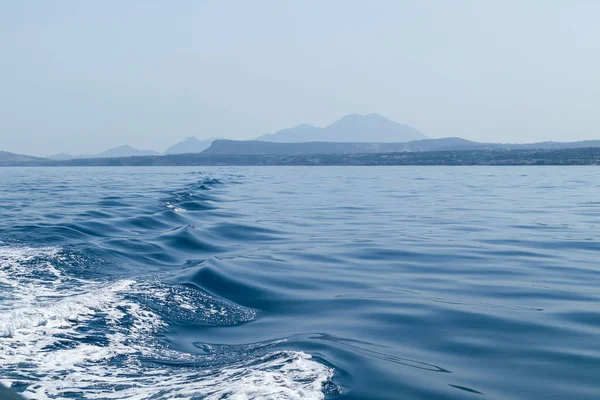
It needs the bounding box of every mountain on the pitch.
[48,146,158,160]
[0,151,49,166]
[202,140,384,155]
[94,145,158,158]
[47,153,77,161]
[257,113,427,143]
[257,124,322,143]
[49,138,218,159]
[202,138,486,156]
[164,137,219,154]
[507,140,600,150]
[50,147,600,167]
[201,138,487,155]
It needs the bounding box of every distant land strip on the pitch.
[2,148,600,166]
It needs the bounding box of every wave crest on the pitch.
[0,246,333,400]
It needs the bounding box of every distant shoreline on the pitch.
[2,148,600,167]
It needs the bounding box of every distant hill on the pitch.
[8,137,600,167]
[506,140,600,150]
[257,124,322,143]
[202,140,408,155]
[202,137,600,156]
[0,151,49,166]
[202,138,489,155]
[47,153,77,161]
[46,147,600,166]
[47,145,158,160]
[94,145,158,158]
[5,142,600,167]
[257,113,427,143]
[164,137,219,154]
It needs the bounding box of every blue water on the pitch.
[1,167,599,399]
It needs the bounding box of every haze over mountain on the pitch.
[44,114,423,158]
[2,2,600,157]
[165,137,220,155]
[0,151,49,166]
[31,112,600,161]
[46,153,78,161]
[257,114,426,143]
[47,145,158,160]
[96,145,158,158]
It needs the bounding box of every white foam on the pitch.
[0,246,334,400]
[165,202,187,213]
[0,246,61,283]
[20,350,332,400]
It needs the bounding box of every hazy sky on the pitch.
[1,1,599,156]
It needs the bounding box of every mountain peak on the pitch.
[112,145,136,151]
[335,113,384,120]
[0,150,48,165]
[364,112,388,119]
[47,152,76,160]
[257,113,426,143]
[96,145,158,158]
[180,137,201,143]
[164,137,220,154]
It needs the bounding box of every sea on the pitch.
[1,166,599,400]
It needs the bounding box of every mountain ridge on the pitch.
[47,145,158,160]
[0,151,50,165]
[257,113,427,143]
[164,137,220,155]
[201,137,600,155]
[5,140,600,167]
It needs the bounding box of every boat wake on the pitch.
[0,245,333,400]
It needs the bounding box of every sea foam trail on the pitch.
[0,246,333,400]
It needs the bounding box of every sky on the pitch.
[1,1,599,156]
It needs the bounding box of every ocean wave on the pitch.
[16,350,333,400]
[0,245,333,400]
[165,202,187,213]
